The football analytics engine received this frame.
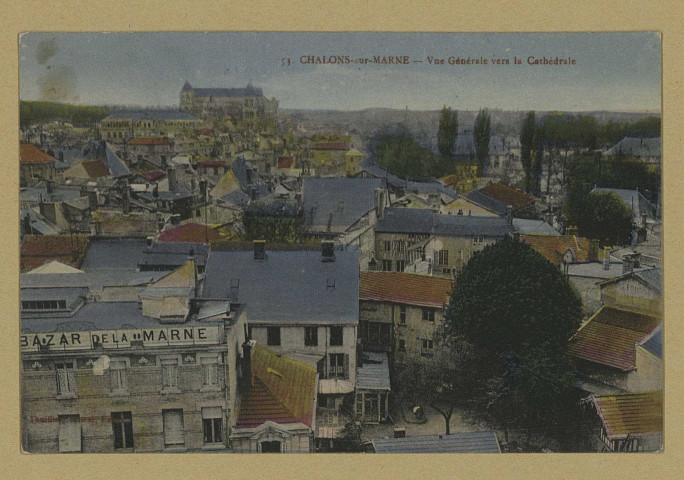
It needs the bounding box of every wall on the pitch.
[600,278,662,314]
[627,346,663,392]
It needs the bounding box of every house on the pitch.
[358,159,458,201]
[20,143,56,187]
[157,222,224,244]
[99,110,201,143]
[359,271,453,363]
[63,140,130,180]
[598,267,662,315]
[465,182,538,218]
[439,195,500,217]
[20,208,61,237]
[354,351,391,424]
[589,390,662,452]
[568,306,661,394]
[603,137,661,167]
[127,136,174,168]
[373,208,513,277]
[20,258,248,453]
[371,431,501,453]
[591,186,658,227]
[519,234,601,269]
[202,242,360,420]
[231,343,318,453]
[20,234,89,272]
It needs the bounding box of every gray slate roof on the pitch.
[464,189,509,216]
[20,208,60,236]
[376,208,513,237]
[512,218,560,236]
[591,187,657,219]
[634,267,662,295]
[20,186,83,205]
[372,431,501,453]
[356,352,390,391]
[604,137,661,158]
[639,326,662,358]
[201,247,359,325]
[21,270,166,290]
[192,86,264,98]
[81,238,148,271]
[359,159,457,199]
[21,287,88,309]
[105,110,200,121]
[303,177,383,230]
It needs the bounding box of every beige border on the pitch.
[3,1,683,478]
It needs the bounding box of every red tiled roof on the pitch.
[20,234,89,272]
[157,223,222,244]
[129,137,168,146]
[593,391,662,440]
[20,143,55,164]
[360,272,453,308]
[82,159,111,179]
[313,142,349,150]
[519,234,600,265]
[569,307,661,371]
[278,156,294,169]
[440,174,460,186]
[480,182,536,207]
[199,128,214,136]
[196,161,227,169]
[141,170,166,181]
[236,345,317,429]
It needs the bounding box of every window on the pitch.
[422,308,435,322]
[473,236,484,244]
[161,358,179,390]
[382,259,392,272]
[393,240,405,253]
[398,339,406,351]
[421,339,434,357]
[395,260,405,272]
[55,362,76,395]
[361,322,391,346]
[383,241,391,252]
[304,327,318,347]
[267,327,281,346]
[437,249,449,266]
[329,326,343,346]
[109,359,128,393]
[162,409,185,447]
[22,300,67,311]
[328,353,347,378]
[112,411,134,450]
[201,356,218,387]
[399,306,407,325]
[58,415,81,452]
[202,407,223,445]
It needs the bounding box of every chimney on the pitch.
[46,179,54,194]
[167,166,177,192]
[603,249,611,270]
[588,239,599,262]
[632,251,641,268]
[241,339,256,394]
[622,254,634,274]
[123,186,131,215]
[374,188,386,219]
[87,190,98,211]
[253,240,266,260]
[507,205,512,225]
[321,240,336,262]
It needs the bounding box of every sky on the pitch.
[19,32,661,112]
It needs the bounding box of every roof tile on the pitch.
[360,272,452,307]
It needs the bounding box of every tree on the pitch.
[443,237,583,444]
[438,106,458,161]
[520,111,536,193]
[373,134,441,180]
[241,201,302,243]
[564,191,634,246]
[473,109,491,176]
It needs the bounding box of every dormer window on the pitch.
[22,300,67,311]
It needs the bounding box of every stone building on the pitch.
[180,82,278,130]
[20,258,248,453]
[20,143,56,188]
[99,110,202,143]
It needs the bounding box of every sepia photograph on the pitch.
[18,32,662,455]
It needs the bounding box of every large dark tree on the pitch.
[564,191,634,246]
[520,111,536,193]
[473,109,491,176]
[437,105,458,161]
[443,237,583,446]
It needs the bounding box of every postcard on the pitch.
[17,32,662,456]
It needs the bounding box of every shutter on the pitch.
[123,412,134,449]
[163,409,184,446]
[59,415,81,452]
[343,354,349,379]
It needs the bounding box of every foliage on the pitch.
[437,105,458,161]
[520,111,536,193]
[240,201,302,243]
[373,134,442,180]
[442,237,583,442]
[473,109,491,175]
[564,191,634,246]
[20,101,110,128]
[601,116,661,145]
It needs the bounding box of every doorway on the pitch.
[260,441,281,453]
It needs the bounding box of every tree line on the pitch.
[20,101,111,128]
